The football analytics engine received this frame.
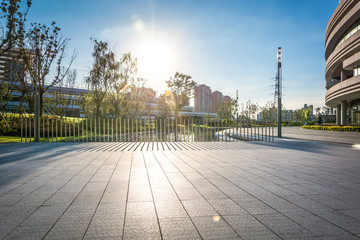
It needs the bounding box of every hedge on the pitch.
[302,125,360,132]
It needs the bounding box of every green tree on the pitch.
[0,0,31,115]
[259,101,275,123]
[243,100,258,122]
[0,0,31,55]
[19,22,75,115]
[163,72,196,120]
[161,72,196,141]
[216,99,237,120]
[79,92,94,118]
[86,39,119,119]
[0,80,12,113]
[129,77,147,117]
[158,91,172,118]
[108,52,135,118]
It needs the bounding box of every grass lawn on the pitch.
[0,136,22,143]
[0,134,107,143]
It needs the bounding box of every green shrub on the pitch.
[0,113,20,136]
[282,121,303,126]
[302,125,360,132]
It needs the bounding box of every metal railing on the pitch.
[19,116,275,143]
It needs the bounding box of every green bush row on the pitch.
[302,125,360,132]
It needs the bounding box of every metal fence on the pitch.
[19,116,275,143]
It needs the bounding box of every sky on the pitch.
[26,0,338,110]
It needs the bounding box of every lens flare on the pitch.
[133,19,144,32]
[353,144,360,150]
[213,215,221,222]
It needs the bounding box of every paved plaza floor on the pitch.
[0,128,360,239]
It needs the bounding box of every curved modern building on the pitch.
[325,0,360,125]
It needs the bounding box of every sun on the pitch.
[135,37,176,82]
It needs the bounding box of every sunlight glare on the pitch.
[133,19,144,32]
[136,37,176,82]
[212,215,221,222]
[353,144,360,150]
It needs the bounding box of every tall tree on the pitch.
[129,77,147,117]
[78,92,94,118]
[19,22,75,115]
[108,52,135,118]
[0,0,31,55]
[161,72,196,141]
[259,101,275,123]
[216,99,237,120]
[158,91,171,118]
[0,0,31,115]
[163,72,196,120]
[86,39,118,119]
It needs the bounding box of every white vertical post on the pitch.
[277,47,282,137]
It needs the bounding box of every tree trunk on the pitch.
[39,94,43,116]
[174,112,178,142]
[95,104,101,120]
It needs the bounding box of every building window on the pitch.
[354,65,360,77]
[335,19,360,50]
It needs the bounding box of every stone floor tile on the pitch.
[155,201,188,219]
[159,217,201,240]
[255,213,316,239]
[126,201,156,218]
[123,217,161,240]
[233,197,277,215]
[192,216,240,239]
[182,199,218,217]
[284,211,350,237]
[208,198,247,215]
[224,214,281,240]
[1,134,360,239]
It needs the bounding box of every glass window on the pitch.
[354,65,360,76]
[335,19,360,50]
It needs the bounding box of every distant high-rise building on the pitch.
[223,95,231,103]
[194,84,212,113]
[211,91,223,113]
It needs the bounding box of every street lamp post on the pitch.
[236,90,239,132]
[277,47,282,138]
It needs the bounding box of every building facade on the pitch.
[194,84,212,113]
[211,91,223,113]
[325,0,360,124]
[283,110,294,122]
[223,95,231,103]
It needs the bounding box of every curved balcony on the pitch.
[325,75,360,106]
[325,0,360,59]
[325,30,360,81]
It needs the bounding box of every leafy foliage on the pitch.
[0,0,31,54]
[86,39,118,118]
[216,99,237,120]
[161,72,196,119]
[107,52,135,117]
[18,21,75,114]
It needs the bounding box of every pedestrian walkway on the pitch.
[0,132,360,239]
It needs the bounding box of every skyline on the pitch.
[27,0,338,110]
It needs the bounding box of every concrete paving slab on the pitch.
[0,128,360,239]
